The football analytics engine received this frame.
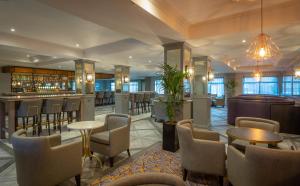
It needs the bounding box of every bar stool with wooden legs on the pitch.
[136,93,145,114]
[41,98,64,135]
[143,92,151,112]
[62,98,81,126]
[16,99,43,135]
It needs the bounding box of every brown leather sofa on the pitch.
[227,95,300,134]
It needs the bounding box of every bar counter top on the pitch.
[0,93,90,101]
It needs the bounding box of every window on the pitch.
[243,76,278,95]
[110,82,115,91]
[130,81,139,92]
[155,80,164,94]
[208,78,224,97]
[282,76,300,96]
[95,80,103,91]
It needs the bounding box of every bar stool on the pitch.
[143,92,151,112]
[96,92,104,106]
[105,91,112,105]
[135,93,145,114]
[41,98,64,135]
[16,99,43,135]
[130,93,136,114]
[62,98,81,125]
[110,91,115,104]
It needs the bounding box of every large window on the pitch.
[155,80,164,94]
[130,81,139,92]
[110,82,115,91]
[243,76,278,95]
[208,78,224,97]
[282,76,300,96]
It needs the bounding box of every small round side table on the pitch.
[68,121,104,167]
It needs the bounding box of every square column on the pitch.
[192,56,212,128]
[114,65,130,93]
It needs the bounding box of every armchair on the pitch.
[11,129,82,186]
[176,120,226,185]
[90,113,131,167]
[227,145,300,186]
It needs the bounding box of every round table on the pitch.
[227,128,283,147]
[68,121,104,167]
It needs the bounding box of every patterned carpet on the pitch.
[91,143,225,186]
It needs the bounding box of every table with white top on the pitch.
[67,121,104,167]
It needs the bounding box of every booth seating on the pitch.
[227,95,300,134]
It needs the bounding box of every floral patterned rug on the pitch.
[91,143,224,186]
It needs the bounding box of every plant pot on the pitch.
[162,121,179,152]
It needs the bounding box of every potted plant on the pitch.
[160,64,188,152]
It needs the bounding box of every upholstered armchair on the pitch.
[227,145,300,186]
[90,113,131,167]
[176,120,226,185]
[108,173,186,186]
[11,129,82,186]
[235,117,280,132]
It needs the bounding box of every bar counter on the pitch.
[0,93,95,140]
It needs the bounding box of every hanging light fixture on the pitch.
[247,0,280,61]
[253,62,262,81]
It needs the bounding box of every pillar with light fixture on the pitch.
[191,56,212,128]
[114,65,130,114]
[163,42,192,121]
[74,59,95,121]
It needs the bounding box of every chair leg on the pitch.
[75,174,81,186]
[183,168,188,181]
[47,114,50,135]
[109,157,114,167]
[219,176,223,186]
[127,149,131,157]
[90,151,93,160]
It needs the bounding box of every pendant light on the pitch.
[253,62,262,81]
[247,0,280,61]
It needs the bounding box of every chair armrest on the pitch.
[47,134,61,147]
[109,125,129,144]
[51,141,82,158]
[92,125,107,134]
[227,145,246,185]
[193,128,220,141]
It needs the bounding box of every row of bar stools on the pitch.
[16,99,43,135]
[62,98,81,124]
[135,93,145,114]
[143,93,151,112]
[41,98,64,135]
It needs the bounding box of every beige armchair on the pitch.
[90,113,131,167]
[236,117,280,132]
[11,129,82,186]
[227,145,300,186]
[176,120,226,185]
[108,173,186,186]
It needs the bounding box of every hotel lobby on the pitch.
[0,0,300,186]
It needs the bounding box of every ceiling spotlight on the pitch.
[10,28,15,32]
[53,56,57,59]
[26,54,30,58]
[76,43,80,47]
[129,56,132,59]
[33,58,39,63]
[148,60,152,63]
[242,39,246,43]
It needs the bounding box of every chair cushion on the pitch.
[91,131,110,145]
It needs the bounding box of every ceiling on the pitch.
[0,0,299,78]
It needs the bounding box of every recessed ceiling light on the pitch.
[129,56,132,59]
[53,56,57,59]
[33,58,39,63]
[242,39,246,43]
[76,43,80,47]
[10,28,15,32]
[148,60,152,63]
[26,54,30,58]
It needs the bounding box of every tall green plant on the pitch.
[225,79,237,97]
[160,64,188,124]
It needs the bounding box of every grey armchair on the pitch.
[176,120,226,185]
[90,113,131,167]
[236,117,280,132]
[11,129,82,186]
[227,145,300,186]
[108,173,186,186]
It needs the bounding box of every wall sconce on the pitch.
[185,65,194,78]
[86,73,93,82]
[123,75,129,83]
[77,77,82,83]
[295,69,300,78]
[208,71,214,81]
